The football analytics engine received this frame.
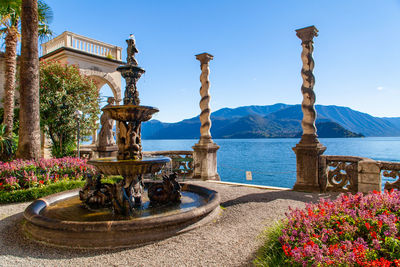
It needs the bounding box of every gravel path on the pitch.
[0,181,337,267]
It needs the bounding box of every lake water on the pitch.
[142,137,400,189]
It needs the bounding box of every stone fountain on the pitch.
[81,34,173,215]
[23,35,220,249]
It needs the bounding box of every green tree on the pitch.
[0,0,52,137]
[40,61,100,158]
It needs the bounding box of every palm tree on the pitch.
[16,0,49,159]
[0,0,52,137]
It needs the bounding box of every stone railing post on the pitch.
[192,53,220,181]
[292,26,326,192]
[358,159,381,193]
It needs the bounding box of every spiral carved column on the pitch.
[192,53,220,181]
[292,26,326,192]
[197,53,213,143]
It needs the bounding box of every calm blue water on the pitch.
[142,137,400,189]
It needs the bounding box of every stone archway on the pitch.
[81,69,122,103]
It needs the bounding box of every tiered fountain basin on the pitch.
[23,183,220,249]
[88,156,170,176]
[102,105,158,122]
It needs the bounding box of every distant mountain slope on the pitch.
[264,105,400,136]
[210,103,289,119]
[299,122,364,138]
[315,105,400,137]
[383,117,400,131]
[141,104,400,139]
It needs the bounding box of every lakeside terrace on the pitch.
[0,180,338,266]
[0,23,399,266]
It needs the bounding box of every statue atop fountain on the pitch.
[127,34,139,66]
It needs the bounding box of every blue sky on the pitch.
[44,0,400,122]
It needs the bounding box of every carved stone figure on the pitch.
[148,173,181,205]
[98,97,116,148]
[79,174,115,210]
[126,34,138,66]
[117,120,142,160]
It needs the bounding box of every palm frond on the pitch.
[38,23,53,42]
[38,0,53,25]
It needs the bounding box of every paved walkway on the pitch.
[0,181,336,267]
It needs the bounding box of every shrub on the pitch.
[39,60,100,158]
[0,108,20,135]
[277,190,400,266]
[0,180,85,204]
[0,176,122,204]
[0,157,96,191]
[0,124,17,162]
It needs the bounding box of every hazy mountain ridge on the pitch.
[141,104,400,139]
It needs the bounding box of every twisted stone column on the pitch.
[292,26,326,192]
[196,53,213,144]
[297,26,318,143]
[192,53,219,181]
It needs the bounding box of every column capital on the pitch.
[296,25,318,42]
[195,53,214,64]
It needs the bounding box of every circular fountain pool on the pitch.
[23,183,220,249]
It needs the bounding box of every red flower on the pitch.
[365,222,371,230]
[370,231,377,239]
[320,208,325,216]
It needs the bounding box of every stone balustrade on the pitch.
[143,150,194,178]
[319,155,400,193]
[380,161,400,191]
[41,31,122,61]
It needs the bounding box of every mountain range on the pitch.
[141,104,400,139]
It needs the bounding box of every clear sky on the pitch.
[43,0,400,122]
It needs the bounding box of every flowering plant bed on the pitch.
[256,191,400,266]
[0,157,97,203]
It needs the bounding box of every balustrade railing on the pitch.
[143,151,194,179]
[380,161,400,191]
[319,155,400,193]
[41,31,122,61]
[320,155,362,193]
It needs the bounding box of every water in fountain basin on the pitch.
[40,190,206,222]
